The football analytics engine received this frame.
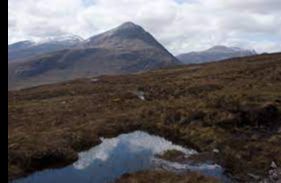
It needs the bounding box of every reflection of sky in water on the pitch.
[73,131,195,170]
[152,158,230,182]
[12,131,228,183]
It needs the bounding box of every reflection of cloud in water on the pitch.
[152,158,230,182]
[73,131,196,170]
[13,131,205,183]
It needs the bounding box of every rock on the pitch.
[132,91,145,101]
[91,78,99,82]
[271,161,278,169]
[268,168,281,181]
[248,173,260,180]
[260,168,281,182]
[268,170,277,179]
[212,149,219,153]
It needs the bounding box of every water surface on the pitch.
[12,131,228,183]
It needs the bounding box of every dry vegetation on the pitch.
[8,53,281,182]
[116,171,220,183]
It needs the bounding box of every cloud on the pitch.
[8,0,281,54]
[212,0,281,14]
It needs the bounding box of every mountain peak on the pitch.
[9,21,180,89]
[111,21,144,34]
[118,21,140,29]
[207,45,256,54]
[207,45,232,52]
[177,45,257,64]
[84,22,164,51]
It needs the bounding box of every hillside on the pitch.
[177,45,256,64]
[8,35,83,62]
[8,22,180,90]
[8,53,281,182]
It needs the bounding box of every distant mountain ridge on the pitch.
[177,45,256,64]
[8,35,83,62]
[8,22,180,90]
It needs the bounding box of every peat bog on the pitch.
[8,53,281,182]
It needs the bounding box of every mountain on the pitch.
[82,22,169,51]
[8,22,180,90]
[177,45,257,64]
[8,35,83,62]
[8,40,35,52]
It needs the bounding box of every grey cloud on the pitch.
[220,0,281,14]
[8,0,281,54]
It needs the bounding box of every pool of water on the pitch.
[12,131,229,183]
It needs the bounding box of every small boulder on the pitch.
[90,78,99,82]
[271,161,278,169]
[213,149,219,153]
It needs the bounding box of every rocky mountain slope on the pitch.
[177,45,256,64]
[8,22,180,90]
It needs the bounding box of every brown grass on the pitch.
[115,170,220,183]
[8,53,281,181]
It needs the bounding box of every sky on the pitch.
[8,0,281,54]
